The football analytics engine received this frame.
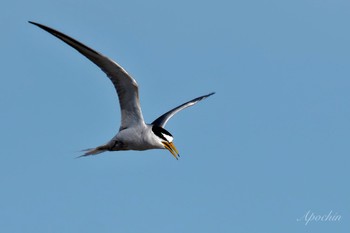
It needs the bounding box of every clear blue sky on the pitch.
[1,0,349,232]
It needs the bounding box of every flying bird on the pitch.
[29,21,214,159]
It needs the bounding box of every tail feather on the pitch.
[78,144,110,157]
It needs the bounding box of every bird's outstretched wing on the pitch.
[29,21,145,130]
[152,92,215,127]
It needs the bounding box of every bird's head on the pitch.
[152,125,179,160]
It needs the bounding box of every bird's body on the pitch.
[83,124,159,155]
[111,125,160,151]
[30,21,214,159]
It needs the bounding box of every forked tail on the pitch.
[79,144,110,157]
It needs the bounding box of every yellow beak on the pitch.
[162,141,180,160]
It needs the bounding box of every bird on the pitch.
[29,21,214,160]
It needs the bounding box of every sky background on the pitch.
[1,0,349,232]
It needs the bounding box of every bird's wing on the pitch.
[29,21,145,130]
[152,92,215,127]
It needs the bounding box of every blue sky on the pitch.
[1,0,349,232]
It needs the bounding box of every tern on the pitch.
[29,21,214,159]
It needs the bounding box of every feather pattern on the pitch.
[29,21,144,130]
[152,92,215,127]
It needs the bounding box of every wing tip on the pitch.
[200,92,215,101]
[28,21,58,36]
[28,21,44,28]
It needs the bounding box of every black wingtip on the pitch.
[199,92,215,101]
[28,21,52,33]
[28,21,40,26]
[28,21,53,32]
[29,21,101,57]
